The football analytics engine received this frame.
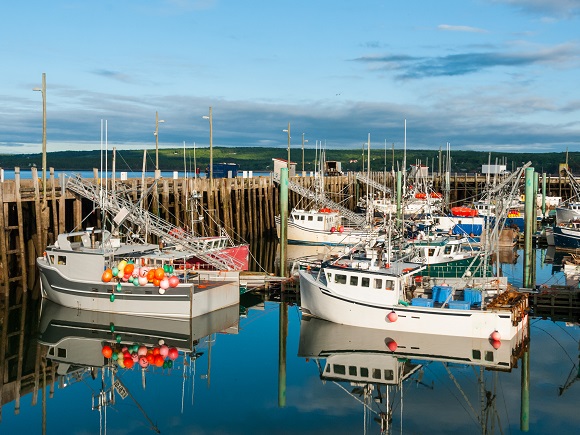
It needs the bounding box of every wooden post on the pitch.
[13,168,28,292]
[162,179,170,222]
[31,168,43,262]
[50,168,58,245]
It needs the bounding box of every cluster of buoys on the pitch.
[102,261,181,295]
[330,226,345,233]
[101,340,180,370]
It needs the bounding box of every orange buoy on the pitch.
[101,269,113,283]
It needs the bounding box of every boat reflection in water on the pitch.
[38,300,239,432]
[298,316,528,434]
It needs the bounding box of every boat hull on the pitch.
[417,256,492,278]
[553,225,580,250]
[276,219,377,246]
[298,269,527,340]
[37,257,240,319]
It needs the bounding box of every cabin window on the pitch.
[348,366,357,376]
[327,273,332,281]
[360,367,369,378]
[385,280,394,290]
[317,216,323,222]
[57,348,67,358]
[57,255,67,265]
[372,368,382,380]
[484,351,494,362]
[361,277,370,288]
[300,215,305,221]
[472,350,481,360]
[374,278,382,289]
[335,274,347,284]
[444,246,452,255]
[49,255,55,264]
[384,369,394,381]
[333,364,346,375]
[308,216,313,221]
[349,276,358,286]
[428,248,435,257]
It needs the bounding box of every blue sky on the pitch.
[1,0,579,156]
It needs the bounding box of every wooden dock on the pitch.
[530,286,580,323]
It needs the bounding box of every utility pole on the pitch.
[33,73,47,206]
[203,107,213,182]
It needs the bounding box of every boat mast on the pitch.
[367,133,371,225]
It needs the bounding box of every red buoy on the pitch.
[490,330,501,341]
[490,339,501,349]
[102,345,113,358]
[387,311,398,322]
[386,340,398,352]
[168,347,179,361]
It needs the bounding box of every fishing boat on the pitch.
[298,242,529,340]
[275,208,382,246]
[38,299,239,432]
[37,228,241,318]
[405,235,490,278]
[297,316,527,434]
[555,202,580,224]
[553,219,580,250]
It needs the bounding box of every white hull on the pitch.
[556,204,580,224]
[276,219,377,246]
[38,257,240,319]
[299,269,527,340]
[298,316,526,369]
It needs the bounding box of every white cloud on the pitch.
[438,24,488,33]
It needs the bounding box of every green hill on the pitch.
[0,147,577,175]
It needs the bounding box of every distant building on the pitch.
[272,158,296,177]
[325,161,343,176]
[482,164,507,175]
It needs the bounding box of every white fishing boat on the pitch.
[298,243,529,340]
[37,228,241,318]
[38,300,239,432]
[298,316,527,434]
[275,208,382,246]
[555,202,580,224]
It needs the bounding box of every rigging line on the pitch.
[495,371,510,435]
[330,381,379,415]
[443,364,481,427]
[114,150,138,174]
[530,324,577,365]
[424,364,480,428]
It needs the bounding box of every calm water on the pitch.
[1,243,579,435]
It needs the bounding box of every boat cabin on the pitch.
[411,237,473,263]
[321,353,420,385]
[290,209,343,232]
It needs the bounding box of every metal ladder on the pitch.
[272,173,366,226]
[65,175,244,271]
[355,172,391,195]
